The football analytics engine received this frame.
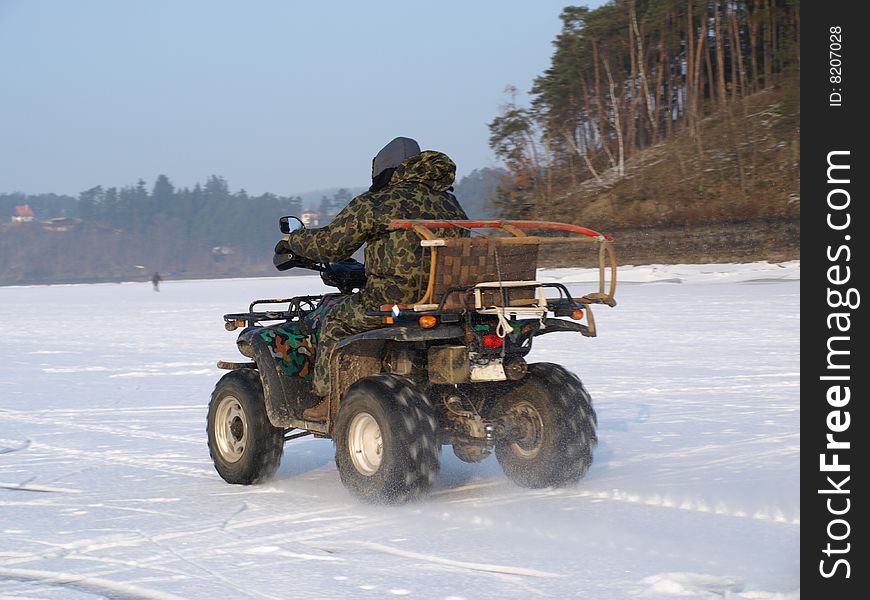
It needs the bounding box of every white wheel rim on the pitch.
[348,412,383,476]
[215,395,247,463]
[509,401,544,459]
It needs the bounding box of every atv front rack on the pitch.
[223,295,323,330]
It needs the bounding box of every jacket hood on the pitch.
[389,150,456,192]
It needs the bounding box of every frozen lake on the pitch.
[0,262,800,599]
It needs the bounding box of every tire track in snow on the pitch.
[0,481,82,493]
[25,405,202,415]
[1,532,271,600]
[0,505,361,573]
[0,437,213,480]
[0,566,187,600]
[605,440,798,474]
[1,410,201,446]
[426,479,799,533]
[552,487,800,525]
[337,541,563,578]
[0,439,31,455]
[151,506,364,543]
[1,547,192,581]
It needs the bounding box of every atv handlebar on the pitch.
[273,251,323,272]
[273,216,368,294]
[273,248,367,295]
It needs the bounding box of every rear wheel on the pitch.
[335,374,440,503]
[207,369,284,484]
[494,363,597,488]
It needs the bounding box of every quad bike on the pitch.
[207,216,617,503]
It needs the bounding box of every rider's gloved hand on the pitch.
[274,237,293,255]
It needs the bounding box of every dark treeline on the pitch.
[72,175,305,258]
[488,0,800,217]
[0,192,78,219]
[1,170,503,285]
[1,175,307,284]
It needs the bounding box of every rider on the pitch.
[274,137,469,421]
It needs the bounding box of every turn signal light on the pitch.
[571,308,584,320]
[418,315,438,329]
[483,334,503,349]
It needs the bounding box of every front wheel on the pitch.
[494,363,597,488]
[334,374,440,503]
[207,369,284,484]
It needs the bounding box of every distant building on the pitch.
[300,209,319,227]
[11,204,34,223]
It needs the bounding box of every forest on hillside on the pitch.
[488,0,800,231]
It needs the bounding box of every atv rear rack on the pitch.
[389,219,617,309]
[385,219,616,323]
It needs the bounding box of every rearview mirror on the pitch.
[279,216,304,234]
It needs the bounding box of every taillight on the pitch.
[224,319,247,331]
[482,334,503,349]
[418,315,437,329]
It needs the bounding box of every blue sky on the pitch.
[0,1,603,196]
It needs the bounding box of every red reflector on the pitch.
[483,334,503,349]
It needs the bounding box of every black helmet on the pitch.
[371,137,421,179]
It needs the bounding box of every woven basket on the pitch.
[430,238,539,309]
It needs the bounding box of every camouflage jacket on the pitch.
[284,151,468,307]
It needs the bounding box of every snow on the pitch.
[0,261,799,599]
